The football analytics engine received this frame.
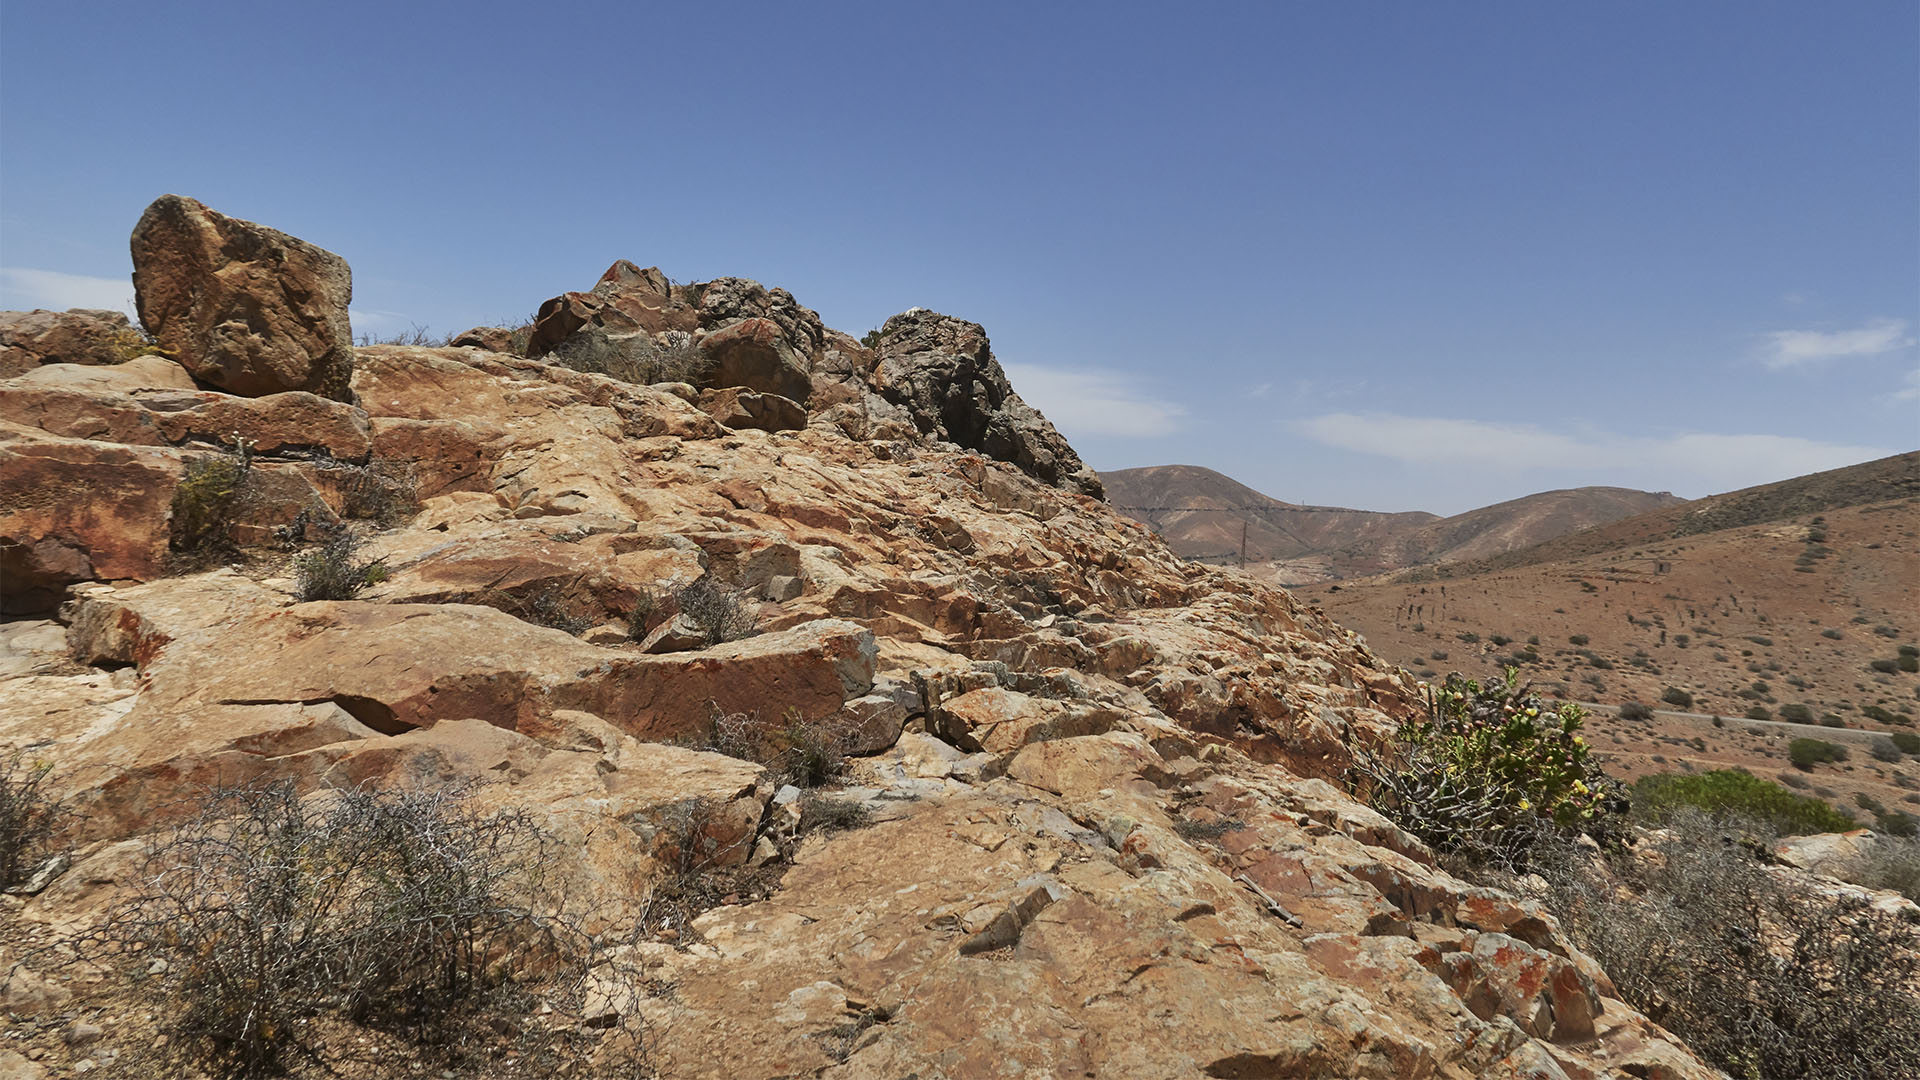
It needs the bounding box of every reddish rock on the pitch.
[696,386,807,432]
[0,434,181,613]
[130,194,355,401]
[450,325,516,352]
[699,317,812,403]
[0,308,140,375]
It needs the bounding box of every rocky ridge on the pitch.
[0,198,1717,1078]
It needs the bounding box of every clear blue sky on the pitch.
[4,2,1914,513]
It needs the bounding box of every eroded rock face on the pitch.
[131,195,355,401]
[0,309,137,376]
[873,309,1103,498]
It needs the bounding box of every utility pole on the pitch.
[1239,520,1248,569]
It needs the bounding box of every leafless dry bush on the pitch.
[1534,811,1920,1080]
[354,323,449,347]
[0,751,60,890]
[80,783,648,1078]
[690,707,856,789]
[673,577,760,646]
[318,456,419,526]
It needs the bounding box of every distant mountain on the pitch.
[1101,465,1684,581]
[1321,486,1690,579]
[1415,451,1920,581]
[1099,465,1433,564]
[1302,451,1920,810]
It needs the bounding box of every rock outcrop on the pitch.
[872,309,1104,498]
[0,203,1723,1079]
[130,194,355,401]
[0,309,139,376]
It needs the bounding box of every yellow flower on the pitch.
[1517,798,1531,810]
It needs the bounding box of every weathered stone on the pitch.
[697,386,807,432]
[0,308,140,374]
[131,195,355,400]
[698,318,812,403]
[871,309,1101,497]
[0,432,182,613]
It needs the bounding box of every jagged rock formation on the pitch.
[872,309,1103,498]
[0,308,140,376]
[0,200,1719,1078]
[130,194,356,401]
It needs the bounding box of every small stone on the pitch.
[65,1021,104,1047]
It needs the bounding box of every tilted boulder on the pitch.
[0,309,142,376]
[130,194,355,401]
[871,309,1103,498]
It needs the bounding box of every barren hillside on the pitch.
[1105,464,1681,582]
[1305,467,1920,826]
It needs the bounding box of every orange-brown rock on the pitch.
[130,194,355,400]
[0,236,1728,1078]
[0,309,139,375]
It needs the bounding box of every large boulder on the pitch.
[871,309,1102,498]
[0,309,141,376]
[697,319,811,403]
[130,195,355,401]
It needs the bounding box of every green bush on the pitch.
[1344,668,1624,870]
[1871,658,1900,674]
[1777,703,1814,723]
[1619,702,1653,721]
[1661,687,1694,709]
[1568,634,1589,646]
[1892,732,1920,754]
[1633,770,1856,835]
[1746,706,1773,721]
[1787,737,1847,770]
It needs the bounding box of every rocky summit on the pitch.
[0,198,1719,1079]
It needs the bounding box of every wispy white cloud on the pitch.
[1295,411,1896,492]
[1894,367,1920,403]
[1759,316,1913,370]
[1248,381,1274,398]
[1002,363,1185,438]
[347,307,415,332]
[0,267,135,315]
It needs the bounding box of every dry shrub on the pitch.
[691,708,854,789]
[292,530,388,602]
[318,456,418,526]
[0,751,60,890]
[673,578,760,645]
[88,783,646,1078]
[1537,812,1920,1080]
[169,443,253,562]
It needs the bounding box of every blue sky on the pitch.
[3,1,1914,513]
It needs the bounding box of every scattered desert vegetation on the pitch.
[1535,812,1920,1080]
[76,782,646,1078]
